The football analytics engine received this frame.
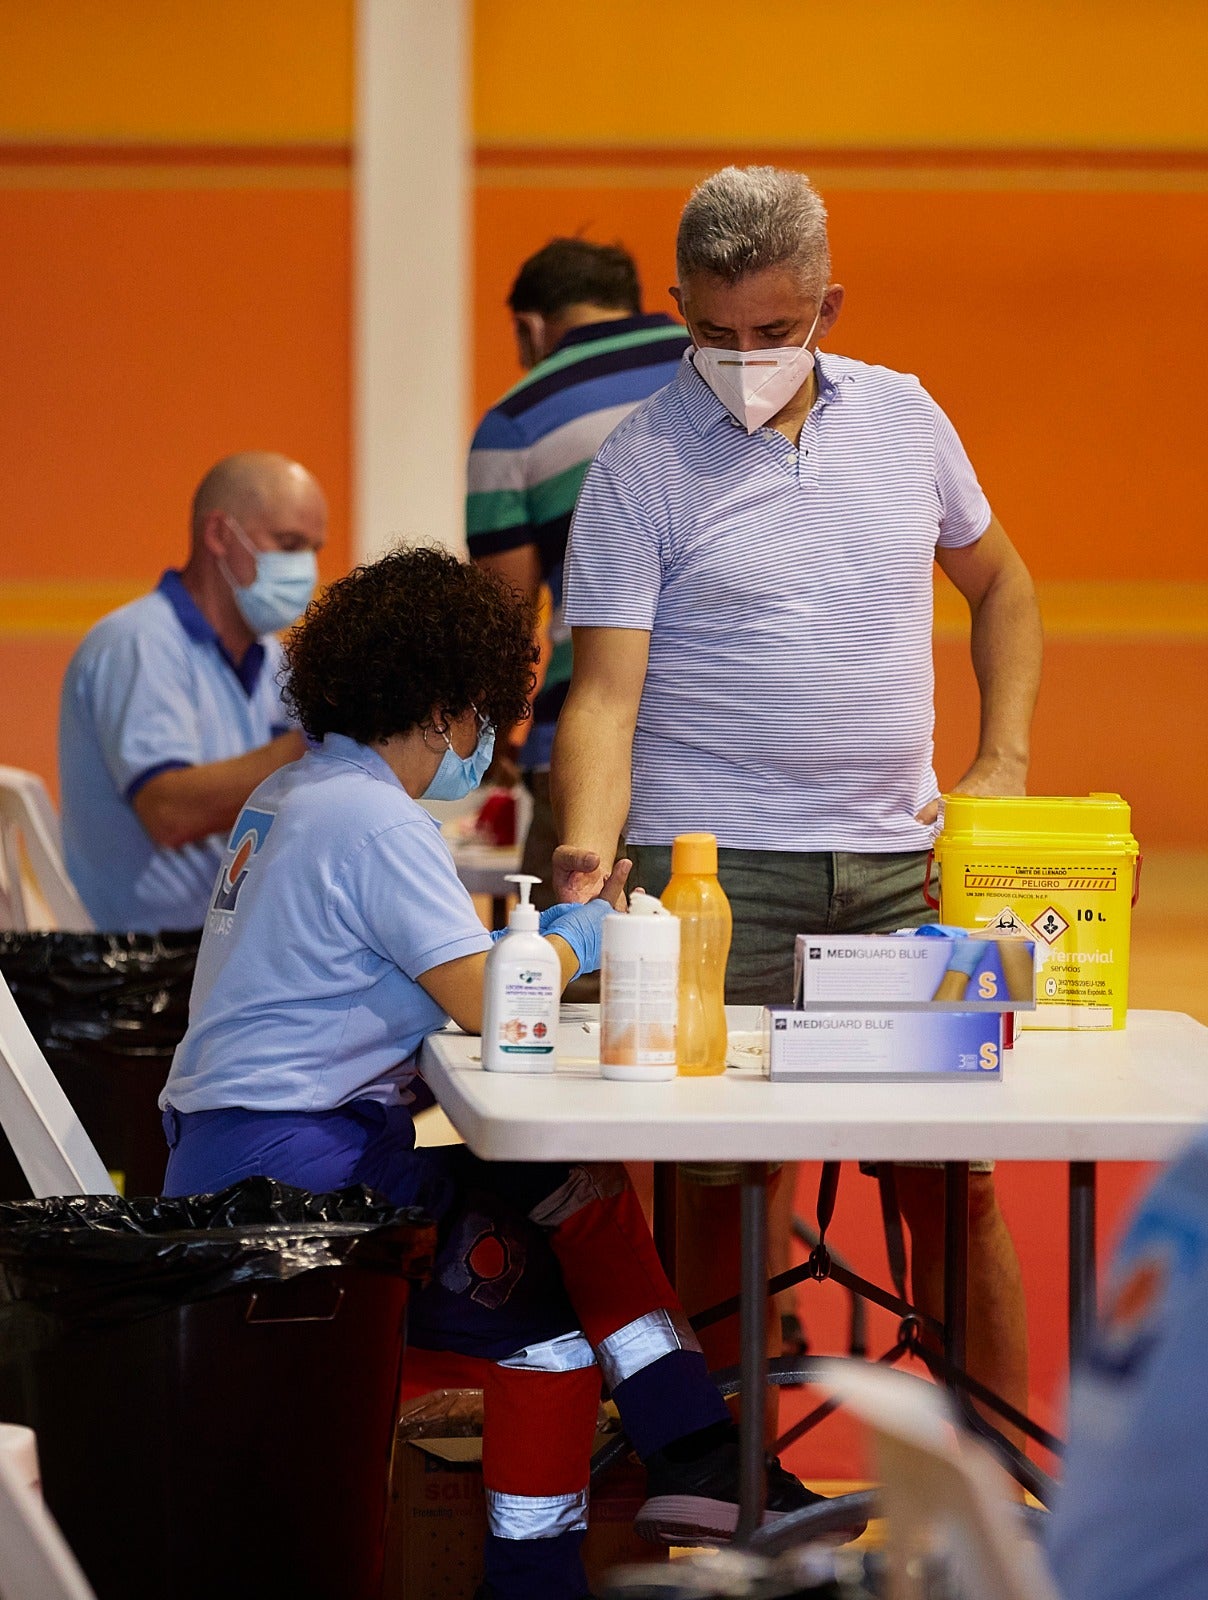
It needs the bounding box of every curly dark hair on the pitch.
[282,545,537,744]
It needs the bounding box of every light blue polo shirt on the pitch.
[59,571,293,932]
[161,734,493,1113]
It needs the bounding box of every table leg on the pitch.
[1068,1161,1098,1367]
[736,1161,769,1543]
[653,1161,678,1283]
[943,1162,970,1378]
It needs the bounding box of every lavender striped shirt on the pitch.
[563,350,991,852]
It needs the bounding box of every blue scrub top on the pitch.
[161,734,493,1114]
[59,571,292,932]
[1047,1128,1208,1600]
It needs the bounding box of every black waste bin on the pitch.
[0,930,200,1198]
[0,1179,435,1600]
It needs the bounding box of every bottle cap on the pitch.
[670,833,718,876]
[628,889,667,917]
[504,873,541,931]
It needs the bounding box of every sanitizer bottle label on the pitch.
[496,972,557,1054]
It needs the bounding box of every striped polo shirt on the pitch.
[466,313,689,769]
[563,350,992,853]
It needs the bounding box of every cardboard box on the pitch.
[382,1390,666,1599]
[765,1005,1004,1082]
[794,933,1036,1012]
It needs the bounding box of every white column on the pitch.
[354,0,470,560]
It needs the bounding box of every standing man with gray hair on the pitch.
[550,167,1041,1434]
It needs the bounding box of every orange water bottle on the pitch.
[660,833,732,1076]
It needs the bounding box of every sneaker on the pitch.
[635,1430,866,1547]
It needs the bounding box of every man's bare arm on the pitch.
[934,516,1043,808]
[133,731,306,849]
[549,626,650,902]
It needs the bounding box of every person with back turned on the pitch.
[467,237,689,904]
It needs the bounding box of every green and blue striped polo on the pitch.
[466,312,689,768]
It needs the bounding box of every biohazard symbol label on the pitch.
[985,907,1028,935]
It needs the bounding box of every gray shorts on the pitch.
[625,845,992,1183]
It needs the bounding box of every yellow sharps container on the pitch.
[930,793,1140,1031]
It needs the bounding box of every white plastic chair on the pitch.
[0,769,92,933]
[0,1425,97,1600]
[0,973,115,1198]
[820,1360,1059,1600]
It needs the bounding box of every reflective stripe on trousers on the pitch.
[594,1306,702,1390]
[485,1486,589,1541]
[498,1330,596,1372]
[528,1162,628,1228]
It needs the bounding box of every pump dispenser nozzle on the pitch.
[504,873,541,931]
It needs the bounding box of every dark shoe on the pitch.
[635,1432,866,1547]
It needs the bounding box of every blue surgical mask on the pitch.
[422,714,496,802]
[222,517,318,635]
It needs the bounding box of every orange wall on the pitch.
[3,0,1206,843]
[0,0,1204,1486]
[474,0,1208,151]
[0,0,351,142]
[9,164,1202,844]
[0,0,354,793]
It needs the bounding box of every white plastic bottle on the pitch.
[481,875,560,1073]
[599,890,680,1082]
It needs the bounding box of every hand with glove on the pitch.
[488,860,631,976]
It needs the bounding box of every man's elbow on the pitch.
[133,791,197,851]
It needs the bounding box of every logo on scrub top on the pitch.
[211,806,276,916]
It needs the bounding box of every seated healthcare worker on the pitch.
[158,546,839,1600]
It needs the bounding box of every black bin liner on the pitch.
[0,930,200,1198]
[0,1178,436,1600]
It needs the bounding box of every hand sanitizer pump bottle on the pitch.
[481,874,560,1073]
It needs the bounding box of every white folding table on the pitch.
[421,1007,1208,1537]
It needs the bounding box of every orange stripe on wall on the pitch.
[476,145,1208,193]
[0,142,352,191]
[5,580,1205,644]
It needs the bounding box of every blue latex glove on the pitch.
[538,902,587,937]
[914,922,984,976]
[491,905,583,942]
[489,901,613,977]
[540,899,613,977]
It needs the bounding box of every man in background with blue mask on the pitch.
[59,450,327,932]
